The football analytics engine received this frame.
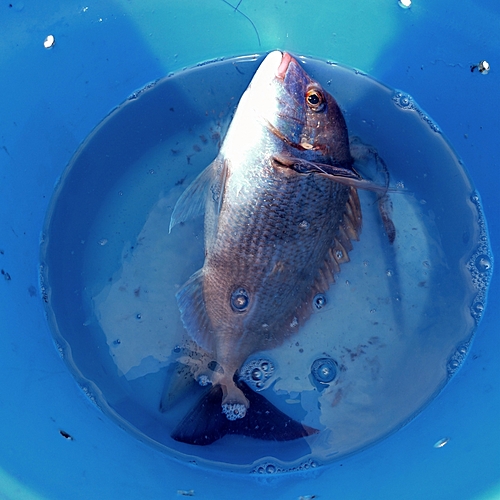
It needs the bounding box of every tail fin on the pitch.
[171,379,317,445]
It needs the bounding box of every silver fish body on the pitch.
[170,51,363,426]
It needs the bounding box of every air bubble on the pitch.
[475,254,492,272]
[253,462,281,474]
[240,358,275,391]
[422,116,441,133]
[393,92,414,109]
[335,250,343,259]
[79,385,101,409]
[252,459,318,474]
[55,342,64,358]
[399,96,411,107]
[472,302,484,314]
[231,287,249,312]
[313,294,327,310]
[447,342,470,376]
[265,464,276,474]
[311,358,337,383]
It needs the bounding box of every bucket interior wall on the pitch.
[0,1,499,499]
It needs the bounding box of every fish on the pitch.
[167,51,393,445]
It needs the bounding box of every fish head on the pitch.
[246,51,353,165]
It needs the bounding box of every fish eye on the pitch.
[306,88,325,111]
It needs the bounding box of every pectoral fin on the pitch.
[350,137,397,243]
[169,156,227,232]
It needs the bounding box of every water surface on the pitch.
[40,54,493,473]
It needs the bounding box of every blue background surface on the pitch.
[0,1,498,498]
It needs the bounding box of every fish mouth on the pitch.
[276,52,293,80]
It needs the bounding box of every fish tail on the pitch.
[170,384,227,445]
[171,379,318,446]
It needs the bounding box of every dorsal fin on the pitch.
[286,187,362,331]
[325,187,362,279]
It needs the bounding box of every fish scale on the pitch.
[204,165,353,385]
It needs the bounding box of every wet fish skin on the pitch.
[170,51,362,428]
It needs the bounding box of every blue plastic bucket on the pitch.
[1,1,498,498]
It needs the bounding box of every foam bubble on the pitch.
[79,385,101,409]
[265,464,276,474]
[231,287,249,312]
[240,358,275,391]
[447,342,470,376]
[466,192,493,323]
[251,459,319,474]
[222,403,246,420]
[313,294,327,310]
[392,91,441,133]
[475,254,492,273]
[311,357,337,383]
